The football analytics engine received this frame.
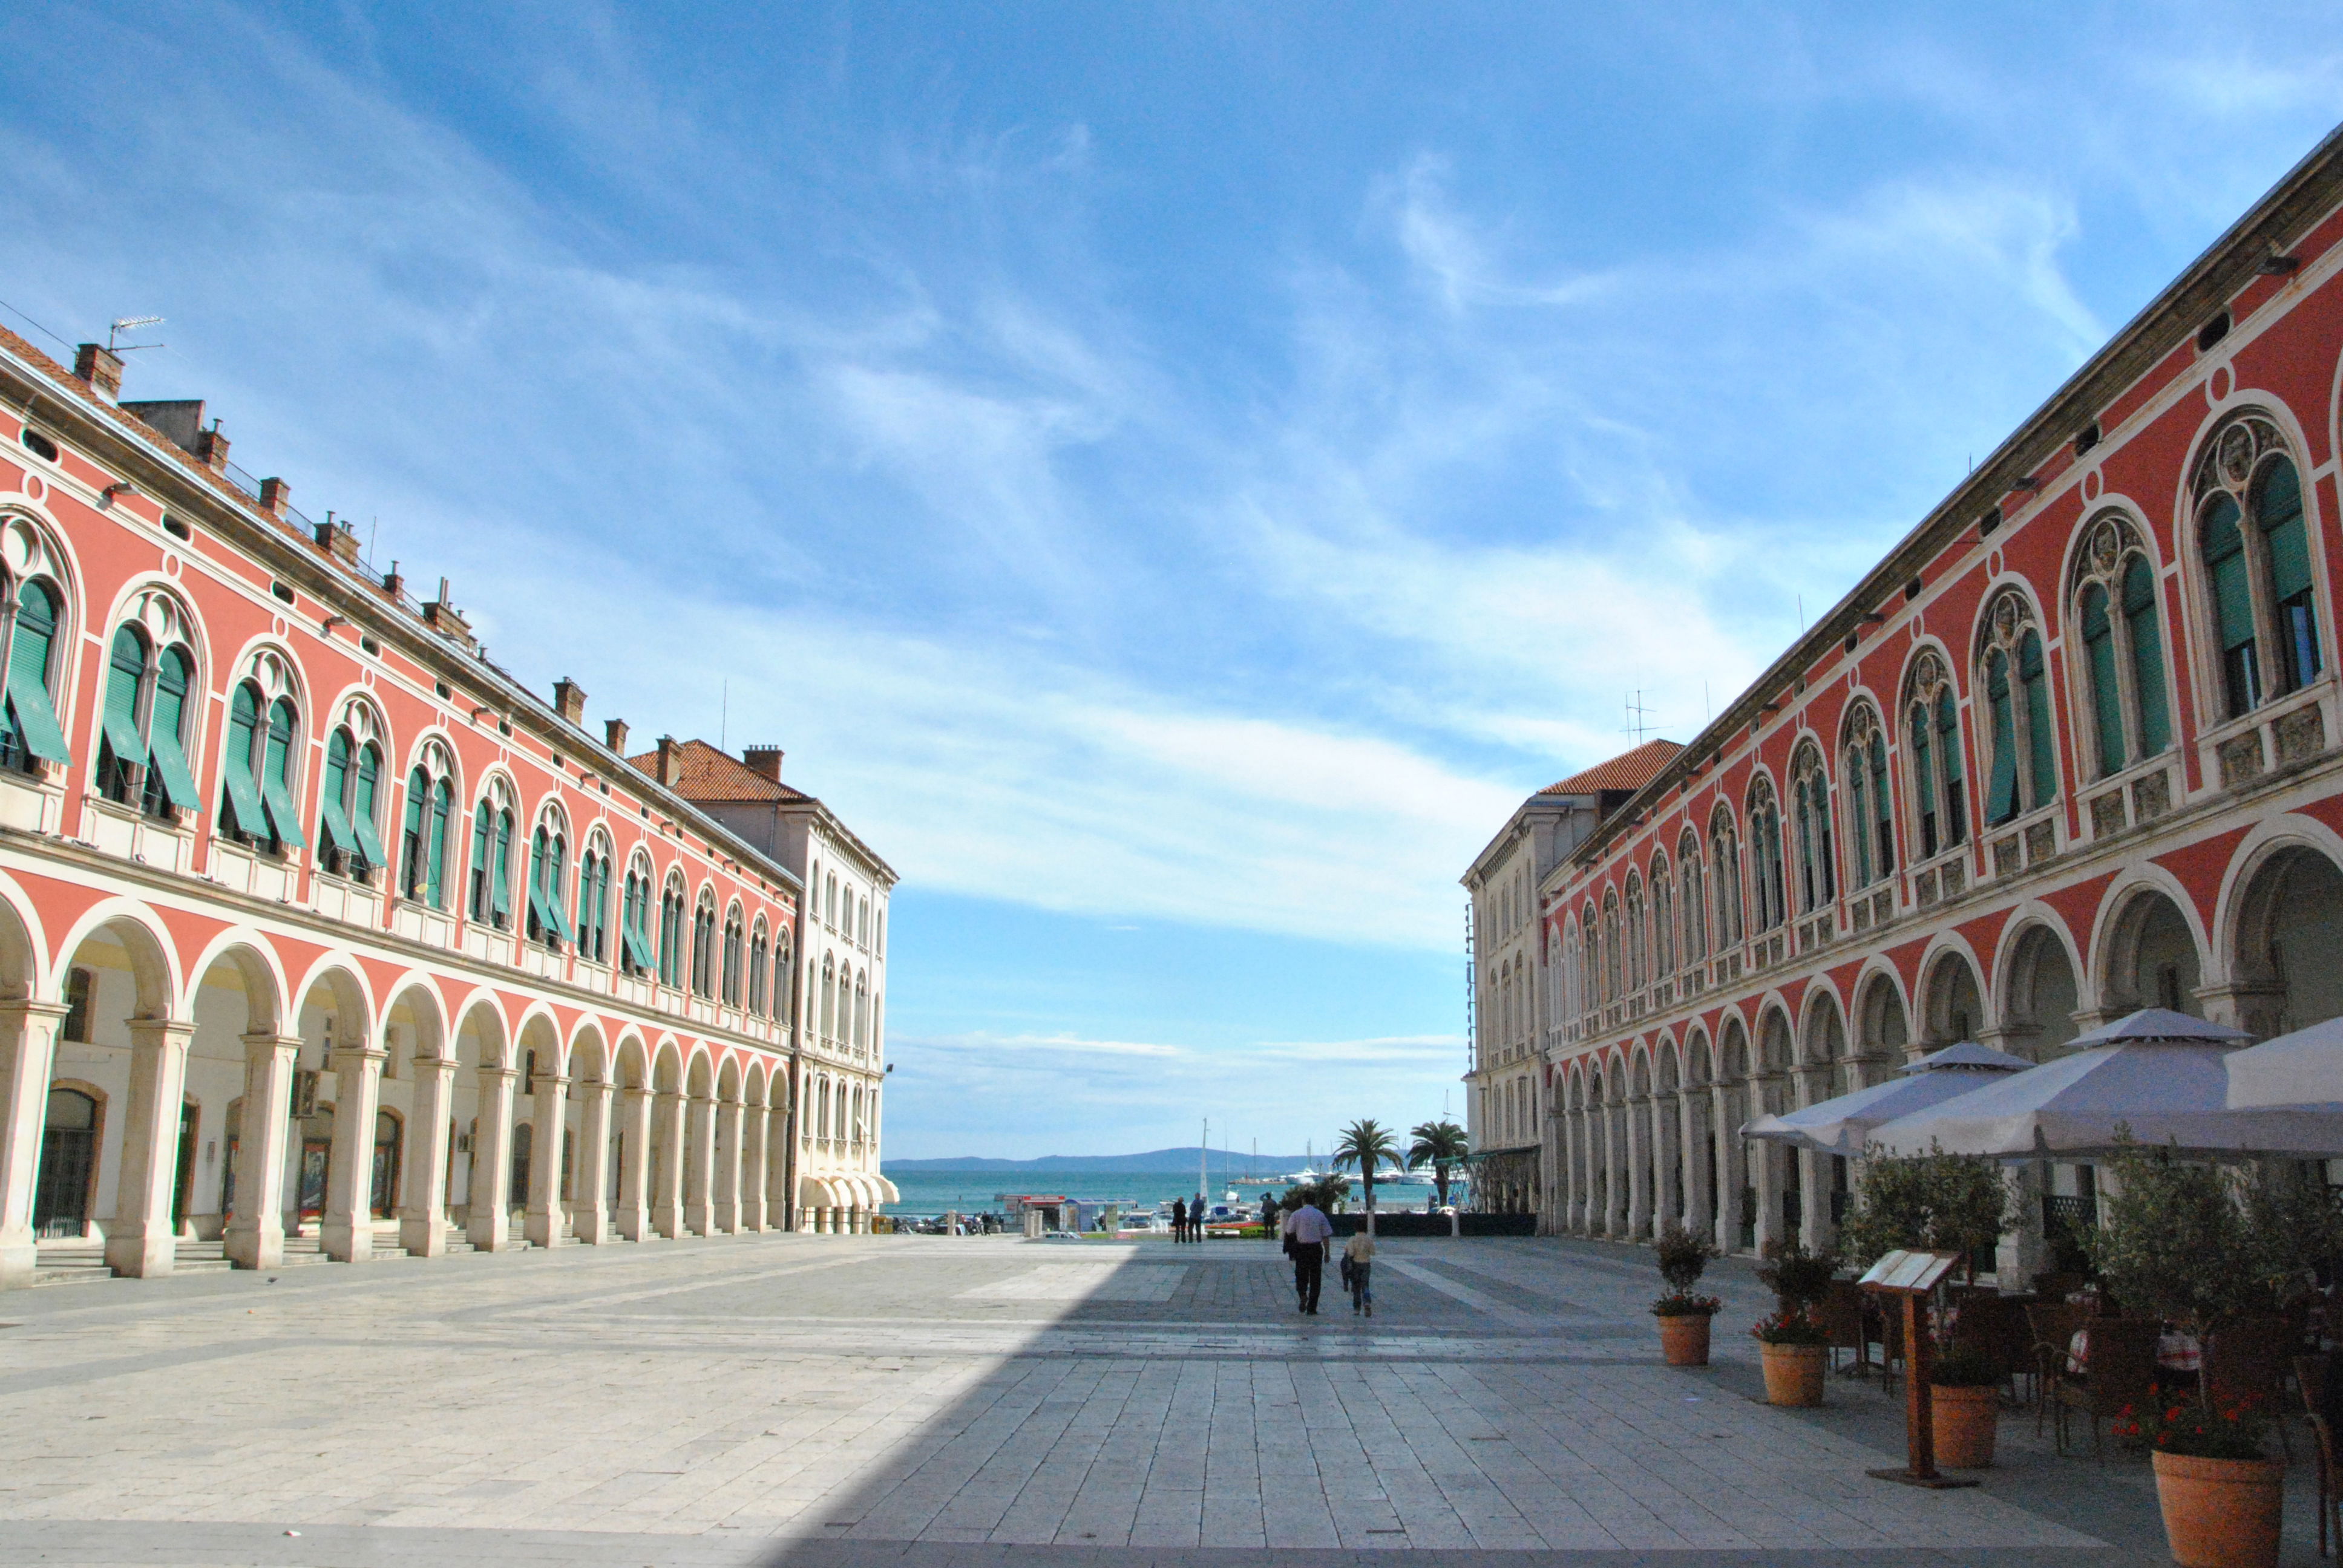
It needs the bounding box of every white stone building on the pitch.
[637,739,897,1217]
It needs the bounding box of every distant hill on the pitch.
[885,1146,1316,1175]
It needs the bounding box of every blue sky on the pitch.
[1,4,2336,1157]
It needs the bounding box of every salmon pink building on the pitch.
[1495,125,2343,1276]
[0,321,888,1290]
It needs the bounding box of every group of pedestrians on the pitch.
[1277,1197,1375,1317]
[1167,1195,1211,1243]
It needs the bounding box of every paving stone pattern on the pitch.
[0,1232,2324,1564]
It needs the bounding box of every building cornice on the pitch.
[1564,119,2343,879]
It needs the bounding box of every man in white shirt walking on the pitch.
[1282,1199,1334,1315]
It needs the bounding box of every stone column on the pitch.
[1655,1093,1682,1236]
[524,1073,569,1249]
[226,1033,300,1269]
[615,1086,653,1241]
[321,1031,388,1263]
[573,1080,614,1244]
[740,1104,769,1232]
[399,1055,454,1257]
[652,1090,686,1238]
[1602,1102,1627,1236]
[1557,1102,1578,1233]
[467,1066,516,1252]
[1996,1162,2045,1284]
[1625,1094,1651,1238]
[714,1098,744,1233]
[1680,1086,1711,1241]
[106,1019,195,1277]
[1752,1116,1782,1256]
[684,1093,718,1235]
[0,1000,67,1288]
[1712,1085,1742,1255]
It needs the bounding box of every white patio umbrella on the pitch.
[2225,1015,2343,1111]
[1866,1008,2343,1160]
[1739,1042,2035,1157]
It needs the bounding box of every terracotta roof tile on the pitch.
[625,739,811,804]
[1537,739,1683,797]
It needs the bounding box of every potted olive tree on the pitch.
[1651,1224,1722,1365]
[2088,1139,2280,1568]
[1751,1240,1835,1406]
[1840,1145,2016,1465]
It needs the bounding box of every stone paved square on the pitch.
[0,1232,2327,1565]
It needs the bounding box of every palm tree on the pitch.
[1407,1119,1470,1210]
[1331,1119,1401,1215]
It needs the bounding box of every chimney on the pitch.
[552,677,587,725]
[257,476,292,518]
[122,399,206,454]
[424,577,475,650]
[195,425,230,472]
[742,745,784,782]
[313,519,360,564]
[73,344,124,404]
[381,560,405,600]
[655,736,682,786]
[604,716,630,754]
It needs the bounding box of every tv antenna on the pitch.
[106,316,165,353]
[1624,689,1658,744]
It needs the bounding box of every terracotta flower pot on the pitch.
[1760,1342,1825,1406]
[1657,1313,1712,1367]
[1929,1383,1999,1468]
[2151,1451,2282,1568]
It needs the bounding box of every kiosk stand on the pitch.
[1857,1249,1979,1490]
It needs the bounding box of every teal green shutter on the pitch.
[543,837,574,944]
[220,684,267,837]
[1936,688,1965,842]
[2082,585,2124,775]
[145,648,200,810]
[526,831,554,937]
[401,769,426,890]
[469,802,491,918]
[2020,632,2055,808]
[491,812,513,924]
[6,581,71,766]
[2260,458,2312,601]
[260,699,307,851]
[317,730,355,857]
[1910,708,1935,817]
[1985,651,2017,823]
[1847,766,1870,887]
[351,745,387,870]
[1869,733,1892,874]
[427,780,452,905]
[2205,495,2256,652]
[102,627,149,771]
[2124,560,2171,756]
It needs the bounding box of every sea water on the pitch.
[880,1166,1447,1221]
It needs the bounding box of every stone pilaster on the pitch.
[321,1034,388,1262]
[572,1080,613,1244]
[652,1090,685,1238]
[0,1000,68,1288]
[106,1019,196,1278]
[616,1086,654,1241]
[715,1098,745,1233]
[226,1033,301,1270]
[684,1093,717,1235]
[467,1066,516,1252]
[524,1073,569,1249]
[399,1055,455,1257]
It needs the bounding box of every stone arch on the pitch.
[1994,910,2085,1060]
[614,1030,651,1092]
[1853,964,1912,1063]
[512,1004,566,1079]
[2222,828,2343,1036]
[52,900,177,1021]
[569,1022,612,1086]
[0,872,52,1002]
[1686,1026,1712,1086]
[1919,944,1987,1044]
[377,973,450,1064]
[650,1037,684,1094]
[2094,879,2209,1018]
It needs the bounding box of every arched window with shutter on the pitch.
[2194,415,2325,717]
[1,574,71,774]
[96,624,149,804]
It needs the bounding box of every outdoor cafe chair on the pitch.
[2206,1317,2295,1461]
[2051,1318,2160,1459]
[2026,1301,2089,1434]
